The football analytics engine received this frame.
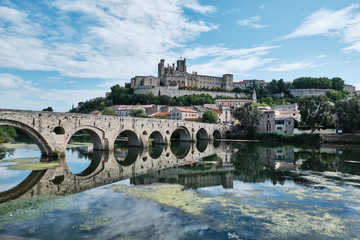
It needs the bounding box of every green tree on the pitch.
[0,126,18,143]
[130,108,148,118]
[266,80,279,94]
[298,95,331,133]
[202,110,218,124]
[333,97,360,133]
[234,102,263,138]
[326,90,348,102]
[42,107,53,112]
[101,107,116,116]
[331,77,345,91]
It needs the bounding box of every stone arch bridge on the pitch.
[0,109,231,156]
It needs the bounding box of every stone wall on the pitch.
[0,109,231,156]
[290,89,329,97]
[134,86,245,98]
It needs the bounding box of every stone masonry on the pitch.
[0,109,231,156]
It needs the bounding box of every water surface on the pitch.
[0,141,360,239]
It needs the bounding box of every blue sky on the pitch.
[1,0,360,112]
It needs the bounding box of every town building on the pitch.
[344,84,356,93]
[214,99,252,108]
[169,107,199,120]
[131,58,233,91]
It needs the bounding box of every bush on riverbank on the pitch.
[255,132,321,144]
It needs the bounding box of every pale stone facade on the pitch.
[131,58,233,91]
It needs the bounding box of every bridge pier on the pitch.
[0,109,231,157]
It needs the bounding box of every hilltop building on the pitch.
[131,58,233,91]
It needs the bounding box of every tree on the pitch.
[101,107,116,116]
[202,110,218,124]
[42,107,53,112]
[331,77,344,91]
[326,90,348,102]
[0,126,18,143]
[234,102,263,138]
[333,97,360,133]
[297,95,331,133]
[130,108,148,118]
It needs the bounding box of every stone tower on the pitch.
[158,59,165,84]
[176,58,186,73]
[252,87,257,103]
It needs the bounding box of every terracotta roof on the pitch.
[215,99,252,102]
[153,112,170,117]
[184,118,201,121]
[212,109,222,114]
[174,107,198,113]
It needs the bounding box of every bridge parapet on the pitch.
[0,109,231,156]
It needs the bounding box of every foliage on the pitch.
[101,107,116,116]
[42,107,53,112]
[292,77,344,90]
[69,83,222,113]
[258,96,292,107]
[130,108,148,118]
[234,102,263,128]
[333,97,360,133]
[202,110,218,124]
[266,79,290,95]
[326,90,349,102]
[298,95,331,133]
[255,132,321,145]
[0,126,18,143]
[234,102,263,138]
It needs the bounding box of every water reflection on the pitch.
[170,142,192,159]
[148,144,165,159]
[0,140,225,203]
[1,141,360,239]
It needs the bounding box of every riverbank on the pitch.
[322,134,360,144]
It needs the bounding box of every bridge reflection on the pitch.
[0,140,234,203]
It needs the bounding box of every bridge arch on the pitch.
[115,129,142,147]
[0,119,53,156]
[149,131,164,145]
[213,130,222,139]
[171,126,192,142]
[196,128,209,140]
[66,126,104,150]
[0,170,47,203]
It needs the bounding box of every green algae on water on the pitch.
[0,195,72,230]
[74,216,112,231]
[110,184,213,215]
[7,161,59,170]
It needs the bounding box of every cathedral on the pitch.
[131,58,233,91]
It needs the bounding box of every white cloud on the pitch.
[284,4,360,54]
[0,74,105,112]
[183,45,279,76]
[265,61,317,72]
[183,0,216,14]
[0,0,217,79]
[237,16,268,29]
[183,45,279,60]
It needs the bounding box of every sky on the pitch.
[1,0,360,112]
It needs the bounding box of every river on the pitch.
[0,141,360,240]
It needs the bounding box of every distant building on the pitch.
[344,84,356,93]
[169,107,199,120]
[131,58,233,91]
[214,99,252,108]
[152,112,170,119]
